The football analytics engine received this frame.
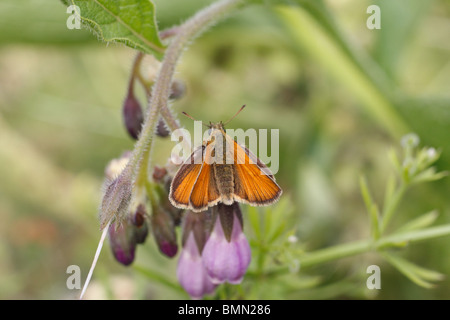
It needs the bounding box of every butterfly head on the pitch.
[183,105,245,135]
[205,122,225,139]
[209,121,225,130]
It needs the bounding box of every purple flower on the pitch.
[202,203,251,285]
[177,210,216,299]
[177,232,216,299]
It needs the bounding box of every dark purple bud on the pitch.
[152,166,168,183]
[202,203,251,284]
[108,220,136,266]
[152,167,184,226]
[123,91,144,140]
[162,189,184,227]
[132,204,149,244]
[156,118,170,138]
[151,207,178,258]
[167,206,183,227]
[169,79,186,100]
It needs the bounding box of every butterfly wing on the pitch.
[169,145,204,209]
[225,135,282,205]
[189,142,221,212]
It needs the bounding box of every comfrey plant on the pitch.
[64,0,278,299]
[62,0,450,300]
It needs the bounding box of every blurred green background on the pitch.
[0,0,449,299]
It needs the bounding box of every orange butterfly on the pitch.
[169,106,282,212]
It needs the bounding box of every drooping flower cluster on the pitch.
[100,56,255,299]
[108,204,148,265]
[202,203,251,285]
[102,152,252,299]
[177,203,251,298]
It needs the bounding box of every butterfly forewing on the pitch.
[227,135,282,205]
[169,145,204,208]
[189,143,221,211]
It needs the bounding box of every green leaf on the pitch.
[266,196,291,244]
[411,168,448,185]
[247,205,262,241]
[263,207,273,239]
[359,175,381,239]
[61,0,165,58]
[388,148,401,173]
[396,210,439,234]
[383,174,396,212]
[380,183,406,233]
[382,252,444,288]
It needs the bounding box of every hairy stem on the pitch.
[127,0,243,182]
[159,26,182,40]
[129,52,144,92]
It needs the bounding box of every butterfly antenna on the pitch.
[224,104,246,125]
[181,111,197,121]
[182,111,209,127]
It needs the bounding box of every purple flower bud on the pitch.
[152,166,184,226]
[151,206,178,258]
[108,220,136,266]
[169,79,186,100]
[152,166,168,183]
[177,231,216,300]
[156,118,170,138]
[202,203,251,285]
[123,91,144,140]
[132,204,149,244]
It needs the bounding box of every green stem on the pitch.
[376,224,450,247]
[300,240,372,268]
[252,224,450,278]
[128,52,144,93]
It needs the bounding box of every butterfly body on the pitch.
[213,163,234,205]
[169,114,282,212]
[207,122,235,205]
